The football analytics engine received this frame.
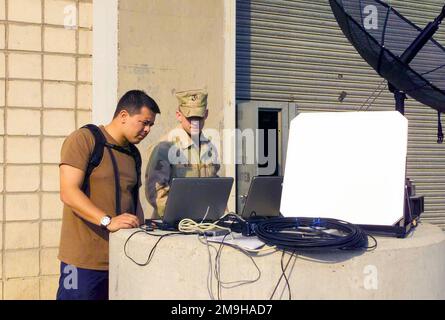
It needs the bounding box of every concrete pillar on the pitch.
[116,0,236,216]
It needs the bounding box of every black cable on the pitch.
[366,234,378,251]
[281,250,292,300]
[125,223,263,300]
[438,111,444,144]
[123,227,188,267]
[255,217,370,252]
[269,250,295,300]
[214,213,246,233]
[125,224,266,301]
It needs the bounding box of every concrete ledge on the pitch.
[109,222,445,299]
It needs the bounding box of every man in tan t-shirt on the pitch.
[56,90,160,300]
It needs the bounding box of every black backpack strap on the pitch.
[81,124,141,215]
[105,146,122,215]
[81,124,106,197]
[81,124,121,215]
[128,144,142,211]
[105,143,141,212]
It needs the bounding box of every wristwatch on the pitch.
[100,215,112,230]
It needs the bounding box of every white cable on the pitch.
[178,212,236,234]
[180,212,277,252]
[178,218,232,234]
[203,235,216,300]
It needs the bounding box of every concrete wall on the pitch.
[110,223,445,300]
[0,0,93,300]
[117,0,235,216]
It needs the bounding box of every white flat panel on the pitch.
[281,111,408,225]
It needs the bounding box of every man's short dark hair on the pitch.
[113,90,161,118]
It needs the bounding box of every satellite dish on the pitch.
[330,0,445,142]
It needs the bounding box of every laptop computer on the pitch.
[162,177,234,226]
[240,176,283,219]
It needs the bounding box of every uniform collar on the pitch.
[174,126,210,150]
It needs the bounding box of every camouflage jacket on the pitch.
[145,127,221,218]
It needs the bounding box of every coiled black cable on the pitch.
[254,217,369,252]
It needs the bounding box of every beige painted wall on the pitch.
[117,0,229,217]
[0,0,93,300]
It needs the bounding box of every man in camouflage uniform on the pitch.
[145,89,220,217]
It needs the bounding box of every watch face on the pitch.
[101,216,111,226]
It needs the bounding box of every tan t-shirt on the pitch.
[58,125,141,270]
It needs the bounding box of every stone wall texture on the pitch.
[0,0,93,300]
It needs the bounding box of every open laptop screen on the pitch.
[163,177,234,225]
[241,176,283,219]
